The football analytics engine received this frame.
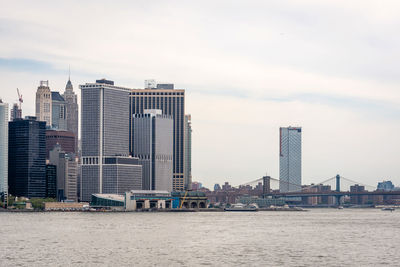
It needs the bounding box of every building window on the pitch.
[44,103,50,112]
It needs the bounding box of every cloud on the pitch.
[0,58,62,74]
[1,0,400,187]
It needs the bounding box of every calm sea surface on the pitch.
[0,209,399,266]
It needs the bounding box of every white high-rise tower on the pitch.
[279,127,302,192]
[0,100,8,206]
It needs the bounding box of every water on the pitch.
[0,209,399,266]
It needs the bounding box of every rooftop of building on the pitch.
[80,79,185,93]
[80,79,132,91]
[51,91,65,102]
[92,194,124,202]
[127,190,171,196]
[46,129,75,136]
[66,79,73,90]
[171,191,206,197]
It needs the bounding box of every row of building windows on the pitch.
[83,157,99,165]
[44,103,51,112]
[130,92,184,96]
[155,154,173,161]
[37,93,51,99]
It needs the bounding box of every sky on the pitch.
[1,0,400,188]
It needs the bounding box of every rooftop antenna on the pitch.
[68,65,71,81]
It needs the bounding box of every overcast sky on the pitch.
[1,1,399,188]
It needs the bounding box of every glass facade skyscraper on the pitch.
[279,127,302,193]
[51,92,67,130]
[8,117,47,198]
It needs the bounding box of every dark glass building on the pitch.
[46,164,57,198]
[8,117,47,198]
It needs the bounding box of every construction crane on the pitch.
[179,191,189,209]
[17,88,23,109]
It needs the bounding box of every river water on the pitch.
[0,209,399,266]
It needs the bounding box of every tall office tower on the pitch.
[8,117,46,198]
[64,153,78,201]
[49,144,78,201]
[80,79,142,201]
[0,101,8,205]
[51,92,67,130]
[10,103,22,121]
[184,114,192,190]
[279,127,302,193]
[130,80,185,191]
[132,109,173,191]
[35,81,52,127]
[63,76,79,152]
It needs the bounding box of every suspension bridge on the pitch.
[234,174,400,204]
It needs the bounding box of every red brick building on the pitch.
[46,130,75,159]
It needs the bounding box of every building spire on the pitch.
[65,66,73,91]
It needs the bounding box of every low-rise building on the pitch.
[44,202,89,211]
[171,191,207,209]
[125,190,176,210]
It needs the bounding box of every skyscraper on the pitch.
[63,76,79,152]
[279,127,302,192]
[184,114,192,190]
[130,81,185,191]
[35,81,52,127]
[10,103,22,121]
[80,79,142,201]
[49,144,78,201]
[132,109,173,191]
[0,101,8,205]
[51,92,67,130]
[8,117,47,198]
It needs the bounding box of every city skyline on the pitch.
[1,1,400,188]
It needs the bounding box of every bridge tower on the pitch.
[262,176,271,198]
[336,174,340,192]
[335,174,341,205]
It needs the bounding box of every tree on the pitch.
[28,198,56,210]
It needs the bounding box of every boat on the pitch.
[381,207,395,211]
[338,206,344,209]
[224,203,258,212]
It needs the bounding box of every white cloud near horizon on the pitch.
[1,0,399,188]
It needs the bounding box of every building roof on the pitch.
[51,91,65,102]
[66,79,73,90]
[92,194,124,202]
[127,190,171,196]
